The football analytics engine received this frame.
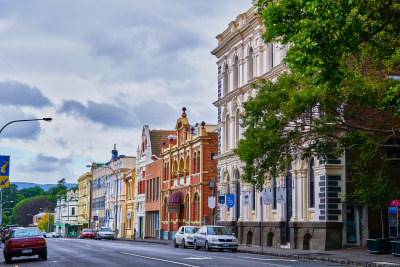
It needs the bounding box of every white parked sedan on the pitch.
[193,225,238,252]
[46,232,60,238]
[174,226,200,248]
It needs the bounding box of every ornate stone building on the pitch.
[77,172,92,232]
[160,108,218,240]
[212,3,345,250]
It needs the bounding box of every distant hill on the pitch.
[12,182,78,191]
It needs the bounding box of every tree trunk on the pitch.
[381,209,385,238]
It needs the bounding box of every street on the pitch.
[0,238,349,266]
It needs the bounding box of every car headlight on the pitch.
[209,237,219,242]
[232,237,238,242]
[186,236,193,240]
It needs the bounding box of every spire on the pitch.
[111,144,118,161]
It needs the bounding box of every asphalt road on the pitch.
[0,238,349,266]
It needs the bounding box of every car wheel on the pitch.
[219,248,223,252]
[205,241,210,251]
[173,238,178,248]
[194,240,199,250]
[39,250,48,260]
[232,248,237,253]
[4,254,11,263]
[182,239,187,249]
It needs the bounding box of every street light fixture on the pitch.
[0,200,14,227]
[0,118,52,134]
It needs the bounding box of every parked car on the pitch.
[1,225,20,243]
[193,225,238,252]
[46,232,60,238]
[95,227,114,240]
[3,227,47,263]
[41,231,47,237]
[174,226,199,248]
[80,229,95,239]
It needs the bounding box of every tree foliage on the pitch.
[37,213,54,232]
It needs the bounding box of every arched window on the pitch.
[268,43,274,70]
[225,114,230,151]
[197,152,201,173]
[233,56,239,89]
[185,195,189,222]
[193,153,197,174]
[248,47,253,80]
[235,109,240,147]
[194,194,199,221]
[163,197,167,221]
[224,63,228,95]
[309,158,315,208]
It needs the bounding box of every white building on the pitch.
[54,189,79,237]
[212,3,345,250]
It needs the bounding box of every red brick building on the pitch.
[160,108,218,240]
[144,159,162,238]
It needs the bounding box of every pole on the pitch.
[0,188,3,227]
[260,196,263,253]
[47,209,49,233]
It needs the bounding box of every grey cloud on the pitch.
[27,153,71,173]
[56,138,68,149]
[0,107,43,140]
[0,81,52,107]
[57,99,176,128]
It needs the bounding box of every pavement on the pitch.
[119,238,400,267]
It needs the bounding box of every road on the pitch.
[0,238,349,266]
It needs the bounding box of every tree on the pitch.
[58,178,66,186]
[11,197,55,226]
[37,213,54,232]
[20,186,45,199]
[235,0,400,238]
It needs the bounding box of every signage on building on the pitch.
[93,216,98,221]
[242,192,250,206]
[208,196,216,209]
[226,194,235,208]
[276,188,286,204]
[262,189,272,205]
[155,212,159,230]
[218,195,225,207]
[167,205,180,213]
[0,155,10,188]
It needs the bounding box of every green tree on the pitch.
[37,213,54,232]
[235,0,400,238]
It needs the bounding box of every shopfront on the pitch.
[389,199,400,238]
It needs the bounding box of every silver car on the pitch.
[193,225,238,252]
[95,227,114,240]
[174,226,199,248]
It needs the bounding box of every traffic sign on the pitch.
[0,155,10,188]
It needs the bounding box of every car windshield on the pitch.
[185,227,199,234]
[100,228,112,232]
[207,227,232,235]
[83,229,93,232]
[12,228,42,238]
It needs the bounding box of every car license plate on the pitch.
[223,244,229,247]
[22,249,32,254]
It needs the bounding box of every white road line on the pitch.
[101,248,111,251]
[218,256,292,267]
[120,252,199,267]
[239,256,297,262]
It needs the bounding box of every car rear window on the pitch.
[12,228,42,238]
[185,227,199,234]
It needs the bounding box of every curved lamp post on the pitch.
[0,118,52,134]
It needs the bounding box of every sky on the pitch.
[0,0,252,184]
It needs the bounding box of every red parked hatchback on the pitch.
[3,227,47,263]
[80,229,95,239]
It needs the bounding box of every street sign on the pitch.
[208,196,216,209]
[242,192,250,206]
[262,189,272,205]
[226,194,235,208]
[0,155,10,188]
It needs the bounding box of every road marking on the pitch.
[101,248,111,251]
[121,252,199,267]
[218,256,291,267]
[374,263,400,266]
[182,257,212,260]
[239,256,297,262]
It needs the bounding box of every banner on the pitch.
[208,196,216,209]
[218,195,225,207]
[262,189,272,205]
[242,192,250,206]
[276,188,287,204]
[0,155,10,188]
[226,194,235,208]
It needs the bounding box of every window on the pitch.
[225,114,230,151]
[71,207,75,216]
[268,43,274,70]
[235,109,240,146]
[252,185,256,211]
[211,152,215,161]
[272,177,277,209]
[224,63,229,95]
[194,194,199,221]
[248,47,253,80]
[309,158,315,208]
[233,56,239,89]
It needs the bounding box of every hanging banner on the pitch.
[262,189,272,205]
[226,194,235,208]
[208,196,216,209]
[277,188,286,204]
[242,192,250,206]
[218,195,225,207]
[0,155,10,188]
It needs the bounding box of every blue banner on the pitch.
[218,195,225,205]
[226,194,235,208]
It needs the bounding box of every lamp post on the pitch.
[40,208,51,233]
[0,118,52,134]
[0,196,14,227]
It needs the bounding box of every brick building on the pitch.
[160,108,218,240]
[144,159,162,238]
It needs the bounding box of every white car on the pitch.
[174,226,200,248]
[46,232,60,238]
[193,225,238,252]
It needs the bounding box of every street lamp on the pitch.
[40,208,51,233]
[0,118,52,134]
[0,199,14,227]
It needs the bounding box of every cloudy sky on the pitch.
[0,0,252,184]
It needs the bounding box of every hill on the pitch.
[12,182,78,191]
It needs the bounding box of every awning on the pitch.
[167,191,184,206]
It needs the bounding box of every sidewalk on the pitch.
[120,238,400,267]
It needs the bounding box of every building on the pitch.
[123,168,135,238]
[134,126,175,239]
[144,159,162,238]
[104,145,136,238]
[90,163,106,229]
[77,172,92,232]
[54,189,79,237]
[32,212,47,226]
[160,108,218,240]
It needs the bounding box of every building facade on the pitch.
[90,163,106,229]
[134,126,174,239]
[54,189,79,237]
[77,172,92,232]
[160,108,218,240]
[123,169,135,238]
[144,159,162,238]
[212,4,349,250]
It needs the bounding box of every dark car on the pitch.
[80,229,95,239]
[1,224,19,243]
[3,227,47,263]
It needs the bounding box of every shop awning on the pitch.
[167,191,184,206]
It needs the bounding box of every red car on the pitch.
[3,227,47,263]
[80,229,95,239]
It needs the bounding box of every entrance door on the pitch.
[139,217,144,238]
[346,206,357,244]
